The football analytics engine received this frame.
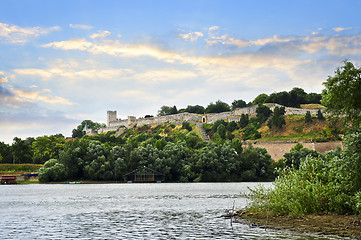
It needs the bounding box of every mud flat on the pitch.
[236,210,361,239]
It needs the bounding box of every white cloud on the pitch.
[134,69,197,83]
[90,31,111,39]
[0,22,60,44]
[14,66,134,80]
[179,32,204,42]
[333,27,352,32]
[43,38,92,50]
[69,24,93,30]
[208,26,219,31]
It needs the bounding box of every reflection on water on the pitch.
[0,183,347,239]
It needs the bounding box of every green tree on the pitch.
[256,104,272,123]
[72,120,106,138]
[231,99,247,110]
[289,87,307,107]
[38,159,67,182]
[32,135,65,164]
[322,61,361,128]
[238,114,249,128]
[182,121,192,131]
[0,141,12,163]
[268,106,286,129]
[205,100,231,113]
[185,105,205,114]
[11,137,33,163]
[157,105,178,116]
[317,109,324,120]
[253,93,269,105]
[305,111,312,123]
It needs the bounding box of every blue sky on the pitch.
[1,0,361,143]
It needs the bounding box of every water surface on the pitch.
[0,183,346,239]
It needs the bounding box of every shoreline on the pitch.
[236,210,361,239]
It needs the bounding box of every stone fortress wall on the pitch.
[89,103,324,136]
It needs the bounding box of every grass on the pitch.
[0,164,43,173]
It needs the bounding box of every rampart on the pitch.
[90,103,325,135]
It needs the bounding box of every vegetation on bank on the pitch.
[247,61,361,217]
[0,164,43,173]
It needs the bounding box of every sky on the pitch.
[1,0,361,143]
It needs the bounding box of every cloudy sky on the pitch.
[1,0,361,143]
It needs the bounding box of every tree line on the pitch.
[157,87,321,116]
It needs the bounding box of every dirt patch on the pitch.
[236,210,361,239]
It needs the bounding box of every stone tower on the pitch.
[107,111,117,127]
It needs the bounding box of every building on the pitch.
[124,166,164,183]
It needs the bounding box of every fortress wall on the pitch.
[109,119,128,128]
[252,141,343,161]
[206,112,233,123]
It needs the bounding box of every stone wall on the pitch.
[252,141,342,161]
[99,104,326,135]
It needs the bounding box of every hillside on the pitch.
[257,115,344,142]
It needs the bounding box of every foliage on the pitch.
[184,105,205,114]
[39,159,67,182]
[182,121,192,131]
[317,109,324,120]
[322,61,361,128]
[157,105,178,116]
[248,129,361,216]
[253,93,269,105]
[256,104,272,123]
[0,141,12,163]
[11,137,33,164]
[72,120,106,138]
[205,100,231,113]
[242,118,262,140]
[268,106,286,129]
[238,114,249,128]
[32,135,65,164]
[231,99,247,110]
[305,111,312,123]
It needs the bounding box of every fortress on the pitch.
[87,103,325,136]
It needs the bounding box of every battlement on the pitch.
[90,104,325,136]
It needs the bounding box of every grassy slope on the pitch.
[236,115,344,142]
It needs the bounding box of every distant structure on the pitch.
[87,103,325,136]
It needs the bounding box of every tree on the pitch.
[305,111,312,123]
[268,106,286,129]
[0,141,12,163]
[72,120,106,138]
[322,61,361,128]
[32,135,65,164]
[185,105,205,114]
[38,159,67,182]
[205,100,231,113]
[256,104,272,123]
[231,99,247,110]
[11,137,33,163]
[253,93,269,105]
[157,105,178,116]
[289,87,307,107]
[317,109,324,120]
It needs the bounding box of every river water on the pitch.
[0,182,347,239]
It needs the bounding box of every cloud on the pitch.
[14,65,134,81]
[179,32,204,42]
[90,31,111,39]
[0,22,60,44]
[0,76,8,83]
[208,26,219,31]
[333,27,352,32]
[43,38,92,50]
[134,69,197,83]
[69,24,93,30]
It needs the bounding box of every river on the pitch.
[0,182,347,239]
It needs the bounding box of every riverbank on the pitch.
[236,210,361,238]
